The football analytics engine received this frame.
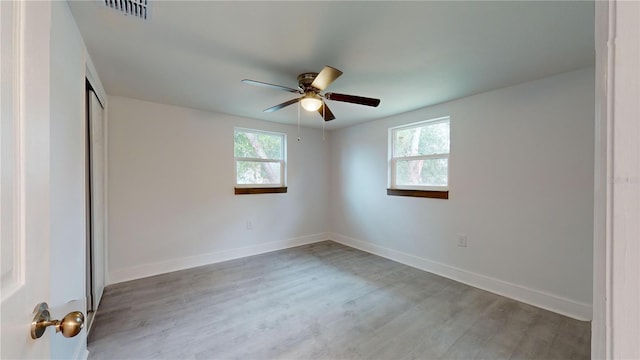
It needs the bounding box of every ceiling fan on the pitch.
[241,66,380,121]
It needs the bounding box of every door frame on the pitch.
[593,0,640,358]
[85,80,106,323]
[83,51,108,332]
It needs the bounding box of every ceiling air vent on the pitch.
[104,0,149,20]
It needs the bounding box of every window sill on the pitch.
[386,188,449,199]
[235,187,287,195]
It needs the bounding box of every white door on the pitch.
[89,90,106,312]
[1,2,84,358]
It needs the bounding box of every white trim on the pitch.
[102,100,109,307]
[592,0,612,358]
[329,232,592,321]
[393,154,448,162]
[236,157,282,163]
[234,184,285,189]
[84,43,109,316]
[605,0,640,358]
[390,185,449,192]
[107,233,328,285]
[84,50,106,108]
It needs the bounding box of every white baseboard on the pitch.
[106,231,592,320]
[107,233,329,285]
[329,232,592,321]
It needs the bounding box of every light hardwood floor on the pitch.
[88,241,590,359]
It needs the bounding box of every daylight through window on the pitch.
[389,117,450,192]
[234,128,286,188]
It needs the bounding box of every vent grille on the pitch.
[104,0,149,20]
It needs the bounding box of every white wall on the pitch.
[329,68,595,320]
[106,97,329,283]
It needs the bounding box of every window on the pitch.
[388,117,450,198]
[234,128,286,194]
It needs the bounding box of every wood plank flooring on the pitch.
[88,241,590,359]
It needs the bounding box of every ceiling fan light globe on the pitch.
[301,97,323,112]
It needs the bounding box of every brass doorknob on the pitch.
[31,303,85,339]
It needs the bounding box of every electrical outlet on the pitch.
[246,220,252,230]
[457,234,467,247]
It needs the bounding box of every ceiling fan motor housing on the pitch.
[297,72,319,92]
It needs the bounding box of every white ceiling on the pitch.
[68,1,594,129]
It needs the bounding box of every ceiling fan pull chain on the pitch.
[322,103,326,142]
[297,101,301,142]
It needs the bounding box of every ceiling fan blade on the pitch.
[324,92,381,107]
[263,98,300,113]
[318,102,336,121]
[241,79,300,93]
[310,66,343,91]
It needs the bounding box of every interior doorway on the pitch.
[85,79,106,330]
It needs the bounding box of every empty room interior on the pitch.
[4,0,639,359]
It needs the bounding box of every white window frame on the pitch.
[388,116,450,191]
[234,128,287,188]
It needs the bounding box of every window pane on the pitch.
[394,121,449,157]
[396,158,448,187]
[234,130,283,160]
[236,161,281,185]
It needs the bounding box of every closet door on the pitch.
[88,89,106,311]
